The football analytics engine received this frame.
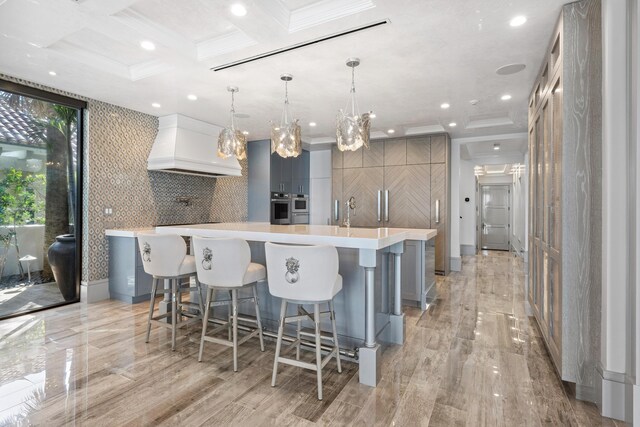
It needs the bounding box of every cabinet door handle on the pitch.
[384,190,389,222]
[334,199,339,221]
[377,190,382,222]
[435,199,440,224]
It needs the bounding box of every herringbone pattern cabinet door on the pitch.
[332,169,343,225]
[431,163,446,271]
[384,165,430,228]
[430,135,446,163]
[342,167,383,227]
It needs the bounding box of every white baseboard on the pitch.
[598,366,632,422]
[460,244,476,256]
[450,257,461,272]
[81,278,110,303]
[634,384,640,426]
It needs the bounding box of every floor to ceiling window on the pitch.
[0,79,85,319]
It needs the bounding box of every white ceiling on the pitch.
[0,0,567,144]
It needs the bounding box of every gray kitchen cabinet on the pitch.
[291,150,310,194]
[249,140,311,222]
[398,239,436,309]
[332,145,343,169]
[270,153,292,193]
[108,235,153,303]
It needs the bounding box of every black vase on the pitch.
[48,234,77,301]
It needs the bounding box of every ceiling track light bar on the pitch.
[211,19,390,72]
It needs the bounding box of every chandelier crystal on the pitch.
[336,58,371,152]
[217,86,247,160]
[271,74,302,158]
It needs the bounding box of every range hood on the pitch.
[147,114,242,177]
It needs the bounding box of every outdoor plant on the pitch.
[0,167,45,277]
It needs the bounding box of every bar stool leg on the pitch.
[252,285,265,352]
[329,300,342,373]
[171,279,178,351]
[296,314,302,361]
[232,289,239,372]
[199,287,213,362]
[314,303,323,400]
[227,290,233,341]
[272,300,287,387]
[196,278,205,318]
[146,278,158,343]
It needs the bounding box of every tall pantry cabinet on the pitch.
[527,0,601,398]
[332,134,450,275]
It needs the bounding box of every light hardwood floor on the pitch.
[0,252,627,426]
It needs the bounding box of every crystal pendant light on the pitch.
[217,86,247,160]
[271,74,302,158]
[336,58,371,152]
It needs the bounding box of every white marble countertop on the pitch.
[150,222,436,250]
[104,227,156,238]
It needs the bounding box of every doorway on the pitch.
[479,184,511,251]
[0,79,85,320]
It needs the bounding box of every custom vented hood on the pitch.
[147,114,242,177]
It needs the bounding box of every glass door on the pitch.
[0,80,85,320]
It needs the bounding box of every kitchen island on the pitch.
[156,222,436,387]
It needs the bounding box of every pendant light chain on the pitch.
[230,89,236,130]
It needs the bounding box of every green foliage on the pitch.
[0,168,45,226]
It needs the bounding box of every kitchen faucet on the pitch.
[344,196,356,228]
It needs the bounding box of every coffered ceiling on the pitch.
[0,0,567,144]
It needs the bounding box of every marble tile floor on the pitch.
[0,282,65,319]
[0,251,628,426]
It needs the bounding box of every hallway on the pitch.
[0,252,624,425]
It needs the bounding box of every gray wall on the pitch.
[0,73,248,283]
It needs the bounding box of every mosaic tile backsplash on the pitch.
[1,74,248,283]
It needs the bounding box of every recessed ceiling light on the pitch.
[501,94,512,101]
[440,103,450,109]
[151,103,161,108]
[510,15,527,27]
[140,40,156,51]
[448,122,457,127]
[187,94,198,101]
[309,122,317,127]
[469,99,479,105]
[230,3,247,16]
[387,129,395,134]
[494,143,501,150]
[48,71,56,76]
[370,112,376,118]
[242,131,249,135]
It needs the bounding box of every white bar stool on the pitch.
[193,236,266,372]
[265,242,343,400]
[137,233,203,351]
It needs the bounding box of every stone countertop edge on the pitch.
[104,227,156,238]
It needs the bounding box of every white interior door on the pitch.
[480,185,510,251]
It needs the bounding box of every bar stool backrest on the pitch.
[193,236,251,287]
[137,233,187,278]
[265,242,339,302]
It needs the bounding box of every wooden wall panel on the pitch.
[363,140,384,167]
[384,139,406,166]
[406,137,430,164]
[342,167,383,227]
